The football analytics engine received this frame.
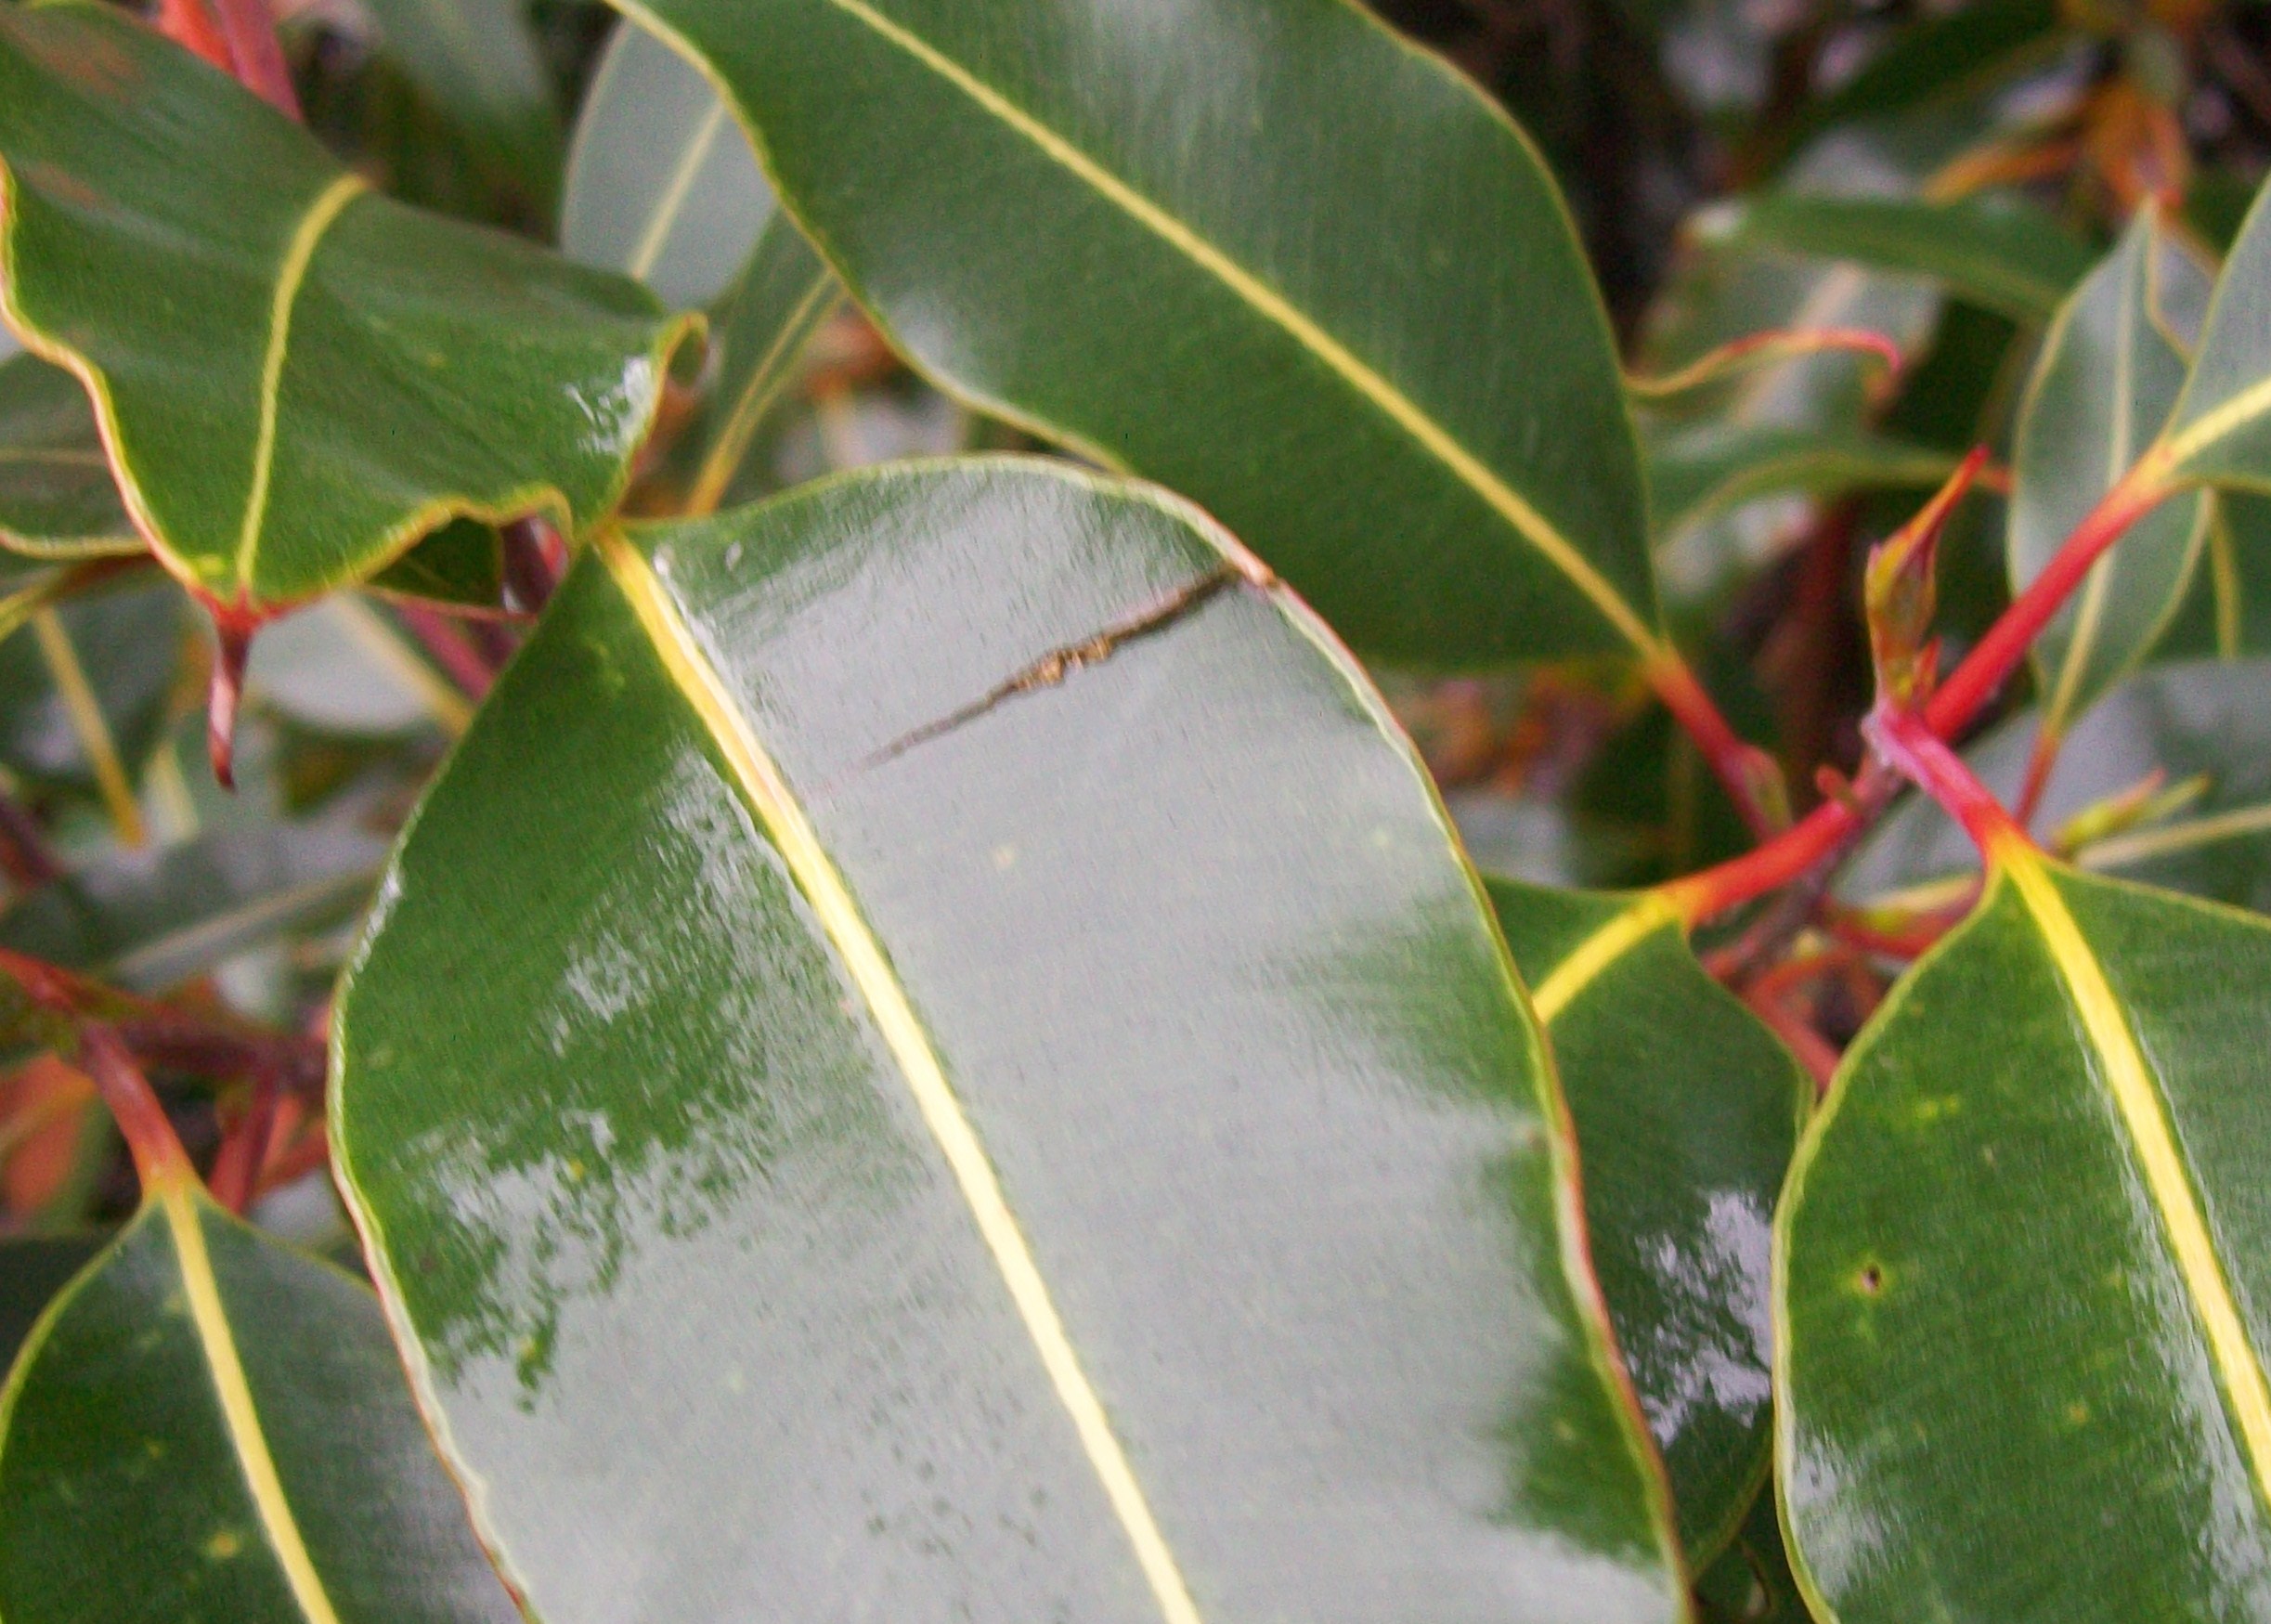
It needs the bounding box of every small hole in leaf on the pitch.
[1858,1265,1884,1294]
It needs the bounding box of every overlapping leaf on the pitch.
[0,354,136,561]
[0,5,693,618]
[1781,848,2271,1620]
[336,460,1688,1621]
[564,17,839,513]
[1729,192,2094,321]
[2011,206,2214,737]
[1490,877,1807,1563]
[1845,656,2271,914]
[2156,175,2271,494]
[614,0,1662,666]
[0,1179,518,1621]
[361,0,565,212]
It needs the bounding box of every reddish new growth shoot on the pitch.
[1864,704,2026,856]
[205,613,256,790]
[1646,652,1789,841]
[78,1024,197,1195]
[154,0,233,73]
[1664,450,2173,926]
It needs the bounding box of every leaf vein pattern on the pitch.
[162,1193,343,1624]
[233,174,366,590]
[595,529,1205,1624]
[2001,851,2271,1502]
[791,0,1659,656]
[1529,895,1677,1023]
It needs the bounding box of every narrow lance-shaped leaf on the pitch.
[563,17,776,311]
[1729,192,2095,322]
[0,6,694,621]
[1489,877,1807,1565]
[335,461,1690,1622]
[2011,205,2215,738]
[563,17,840,513]
[1780,841,2271,1621]
[1645,422,1957,544]
[2161,174,2271,489]
[612,0,1663,667]
[0,1158,521,1620]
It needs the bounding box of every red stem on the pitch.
[1863,705,2025,854]
[208,0,300,119]
[395,604,498,701]
[78,1024,196,1195]
[1663,462,2174,923]
[155,0,235,72]
[1645,653,1782,841]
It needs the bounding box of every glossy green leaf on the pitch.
[615,0,1661,667]
[2012,207,2215,736]
[2163,488,2271,660]
[1730,192,2094,321]
[0,1179,518,1621]
[0,1236,104,1368]
[0,5,693,617]
[1781,848,2271,1621]
[336,460,1688,1621]
[360,0,564,212]
[563,16,774,310]
[1489,877,1806,1564]
[1646,422,1956,542]
[0,352,136,561]
[1845,656,2271,915]
[663,213,840,514]
[2161,175,2271,490]
[0,824,386,993]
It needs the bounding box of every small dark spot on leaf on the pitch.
[1858,1264,1884,1294]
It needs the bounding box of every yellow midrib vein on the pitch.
[629,100,731,281]
[2001,851,2271,1498]
[801,0,1658,660]
[1530,895,1676,1023]
[687,270,840,515]
[597,530,1204,1624]
[161,1189,344,1624]
[232,174,366,591]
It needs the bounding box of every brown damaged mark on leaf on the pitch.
[851,563,1259,776]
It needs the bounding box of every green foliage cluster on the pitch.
[1,0,2270,1618]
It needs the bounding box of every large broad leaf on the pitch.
[1489,878,1806,1564]
[2161,175,2271,491]
[1728,192,2094,322]
[0,353,136,561]
[612,0,1661,667]
[0,1176,519,1620]
[0,5,693,618]
[2011,207,2215,738]
[1772,0,2066,160]
[1844,656,2271,915]
[334,461,1689,1621]
[1780,847,2271,1620]
[360,0,565,213]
